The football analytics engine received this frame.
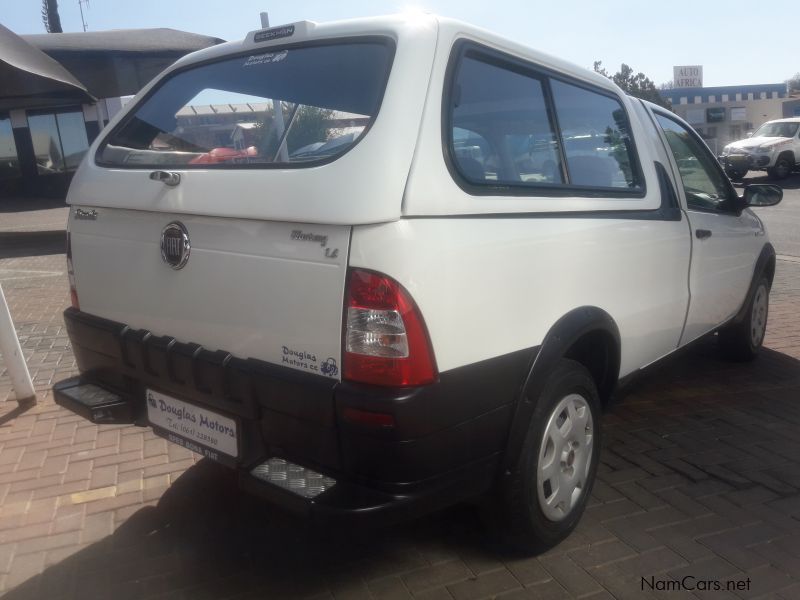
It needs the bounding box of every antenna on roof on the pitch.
[260,12,270,28]
[78,0,90,32]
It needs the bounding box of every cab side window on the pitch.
[655,114,735,213]
[450,55,564,186]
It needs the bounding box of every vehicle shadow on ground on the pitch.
[5,338,800,599]
[0,231,66,259]
[6,462,494,599]
[613,336,800,404]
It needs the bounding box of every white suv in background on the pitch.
[721,118,800,180]
[54,14,782,552]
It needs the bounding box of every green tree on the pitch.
[287,105,333,154]
[593,61,670,109]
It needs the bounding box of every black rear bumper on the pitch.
[55,308,534,525]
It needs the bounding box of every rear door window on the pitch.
[98,41,393,168]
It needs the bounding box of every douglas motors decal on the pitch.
[282,345,338,377]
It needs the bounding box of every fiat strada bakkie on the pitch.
[55,14,782,551]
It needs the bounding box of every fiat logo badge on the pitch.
[160,222,190,269]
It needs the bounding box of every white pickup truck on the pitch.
[721,118,800,180]
[54,13,784,552]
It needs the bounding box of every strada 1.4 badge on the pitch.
[290,229,339,259]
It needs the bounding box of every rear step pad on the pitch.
[54,377,136,424]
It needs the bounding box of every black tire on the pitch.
[718,277,770,361]
[492,358,601,554]
[725,168,747,182]
[767,156,792,180]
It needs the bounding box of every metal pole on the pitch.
[0,284,36,404]
[260,12,270,27]
[272,101,289,163]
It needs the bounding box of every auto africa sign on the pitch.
[673,66,703,88]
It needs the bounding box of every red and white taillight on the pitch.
[66,231,79,309]
[343,269,437,387]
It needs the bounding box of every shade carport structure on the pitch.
[1,25,224,198]
[0,23,93,112]
[21,28,225,99]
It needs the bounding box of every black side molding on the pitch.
[501,306,621,473]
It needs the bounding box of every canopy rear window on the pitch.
[97,40,393,168]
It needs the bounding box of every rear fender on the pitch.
[501,306,620,473]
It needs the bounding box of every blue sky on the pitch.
[4,0,796,88]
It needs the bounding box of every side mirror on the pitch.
[743,184,783,207]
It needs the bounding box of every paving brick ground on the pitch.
[1,207,800,599]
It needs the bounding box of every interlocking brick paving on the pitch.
[1,228,799,598]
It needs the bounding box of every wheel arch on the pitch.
[776,149,796,165]
[502,306,620,472]
[730,242,776,326]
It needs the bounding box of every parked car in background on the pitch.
[54,13,783,553]
[721,118,800,180]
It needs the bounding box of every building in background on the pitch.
[660,83,795,154]
[0,25,223,200]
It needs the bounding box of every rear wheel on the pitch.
[718,277,769,361]
[493,359,601,553]
[767,156,792,180]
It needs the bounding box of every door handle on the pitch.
[695,229,712,240]
[149,171,181,186]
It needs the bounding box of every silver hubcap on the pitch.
[751,284,768,347]
[536,393,594,522]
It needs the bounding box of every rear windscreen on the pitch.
[97,40,393,168]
